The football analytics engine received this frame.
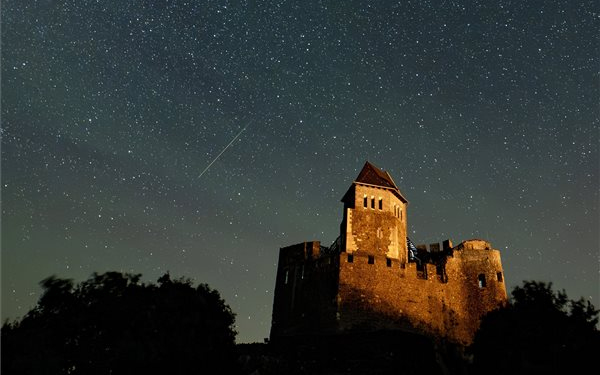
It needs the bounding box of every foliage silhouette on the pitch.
[471,281,599,374]
[2,272,238,375]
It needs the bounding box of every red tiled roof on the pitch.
[353,161,407,203]
[355,161,398,189]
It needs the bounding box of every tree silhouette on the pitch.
[2,272,238,375]
[471,281,599,374]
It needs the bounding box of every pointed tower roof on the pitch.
[342,161,408,203]
[355,161,399,190]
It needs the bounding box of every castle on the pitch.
[270,162,507,345]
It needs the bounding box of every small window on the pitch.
[400,208,403,220]
[497,272,503,282]
[368,255,375,264]
[347,254,354,263]
[386,258,392,267]
[284,270,289,284]
[363,195,368,208]
[371,197,375,209]
[478,274,487,288]
[416,262,427,279]
[400,262,406,269]
[301,265,305,280]
[378,198,383,210]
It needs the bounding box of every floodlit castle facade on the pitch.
[270,162,507,345]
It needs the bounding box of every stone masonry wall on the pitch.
[270,242,339,338]
[344,184,407,263]
[336,240,506,345]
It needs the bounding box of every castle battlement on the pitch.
[270,162,507,345]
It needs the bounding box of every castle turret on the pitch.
[340,161,409,264]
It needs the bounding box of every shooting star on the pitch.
[198,121,252,180]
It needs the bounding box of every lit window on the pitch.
[478,274,487,288]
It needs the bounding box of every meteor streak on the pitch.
[198,121,252,180]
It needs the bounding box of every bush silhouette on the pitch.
[2,272,238,375]
[471,281,599,374]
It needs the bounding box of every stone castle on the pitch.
[270,162,507,345]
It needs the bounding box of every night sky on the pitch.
[2,0,598,342]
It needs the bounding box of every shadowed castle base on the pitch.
[270,162,507,346]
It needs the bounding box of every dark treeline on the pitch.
[471,280,599,374]
[1,272,238,375]
[2,273,598,374]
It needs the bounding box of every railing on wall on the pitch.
[329,235,342,253]
[320,235,342,256]
[407,237,421,263]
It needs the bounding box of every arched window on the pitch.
[378,197,383,210]
[363,195,368,208]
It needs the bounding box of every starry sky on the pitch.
[2,0,598,342]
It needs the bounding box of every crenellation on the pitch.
[270,162,508,345]
[443,239,453,251]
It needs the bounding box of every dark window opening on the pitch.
[368,255,375,264]
[371,197,375,209]
[400,262,406,269]
[478,274,487,288]
[416,262,427,279]
[436,264,444,275]
[347,254,354,263]
[363,196,368,207]
[379,198,383,210]
[436,264,448,283]
[400,209,403,220]
[386,258,392,267]
[497,272,503,282]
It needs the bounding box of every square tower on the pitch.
[340,162,409,264]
